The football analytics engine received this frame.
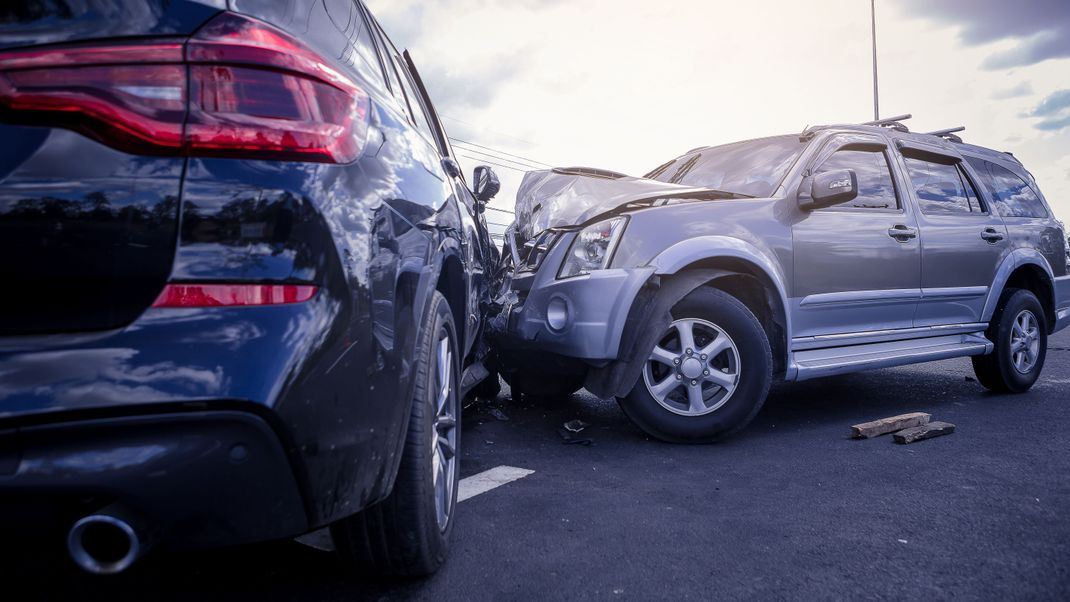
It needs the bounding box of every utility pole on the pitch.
[871,0,879,121]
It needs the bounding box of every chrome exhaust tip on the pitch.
[67,512,143,574]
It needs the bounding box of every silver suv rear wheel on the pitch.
[972,288,1047,393]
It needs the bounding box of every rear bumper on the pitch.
[0,410,308,549]
[1055,276,1070,334]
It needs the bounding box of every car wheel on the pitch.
[330,291,460,576]
[971,288,1047,393]
[619,287,772,443]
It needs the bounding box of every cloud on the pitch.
[990,81,1033,100]
[893,0,1070,69]
[1025,89,1070,117]
[368,0,557,115]
[416,50,532,111]
[1035,114,1070,132]
[1021,89,1070,132]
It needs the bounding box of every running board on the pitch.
[793,333,992,381]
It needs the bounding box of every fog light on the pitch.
[546,296,570,332]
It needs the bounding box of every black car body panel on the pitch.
[0,0,496,549]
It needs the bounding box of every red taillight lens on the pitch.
[0,12,369,163]
[151,284,318,308]
[0,43,186,154]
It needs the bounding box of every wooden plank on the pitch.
[894,421,955,444]
[851,412,931,439]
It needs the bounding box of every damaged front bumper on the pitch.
[490,230,654,362]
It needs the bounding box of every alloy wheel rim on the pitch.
[431,329,458,531]
[642,318,741,417]
[1010,309,1040,374]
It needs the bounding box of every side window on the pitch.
[392,56,438,144]
[983,161,1048,218]
[903,157,984,214]
[815,149,899,210]
[367,22,438,146]
[349,6,387,89]
[324,0,386,90]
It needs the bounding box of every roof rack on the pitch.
[926,126,965,143]
[862,113,912,132]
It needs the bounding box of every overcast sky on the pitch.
[366,0,1070,230]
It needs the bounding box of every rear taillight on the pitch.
[151,284,318,308]
[0,12,369,163]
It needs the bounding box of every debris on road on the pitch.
[894,421,956,444]
[557,428,593,446]
[564,419,589,433]
[489,408,510,421]
[851,412,931,439]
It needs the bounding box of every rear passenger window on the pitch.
[981,161,1048,218]
[903,157,984,214]
[816,149,899,210]
[332,1,387,90]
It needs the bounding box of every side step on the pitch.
[793,333,992,381]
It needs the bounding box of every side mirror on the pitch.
[473,165,501,205]
[799,169,858,211]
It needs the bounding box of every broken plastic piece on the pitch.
[563,419,589,433]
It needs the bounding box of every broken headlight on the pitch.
[558,217,627,279]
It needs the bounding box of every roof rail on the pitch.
[926,126,965,143]
[862,113,912,128]
[801,113,912,137]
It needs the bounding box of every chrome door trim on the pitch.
[920,286,989,300]
[798,288,922,308]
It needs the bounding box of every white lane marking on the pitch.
[295,528,335,552]
[295,465,533,551]
[458,465,534,503]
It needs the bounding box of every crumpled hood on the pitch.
[513,167,712,241]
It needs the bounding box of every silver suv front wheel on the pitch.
[641,318,741,417]
[620,287,772,443]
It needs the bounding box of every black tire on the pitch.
[502,370,584,399]
[619,287,772,443]
[330,291,460,577]
[972,288,1047,393]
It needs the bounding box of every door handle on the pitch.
[887,225,917,242]
[980,228,1005,243]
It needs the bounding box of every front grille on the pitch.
[518,230,560,273]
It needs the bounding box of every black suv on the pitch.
[0,0,500,576]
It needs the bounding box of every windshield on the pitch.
[645,135,807,197]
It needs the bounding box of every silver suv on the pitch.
[492,116,1070,442]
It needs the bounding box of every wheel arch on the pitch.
[585,240,794,399]
[984,249,1057,332]
[651,236,792,376]
[435,252,467,351]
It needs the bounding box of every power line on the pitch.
[449,137,553,169]
[484,206,514,215]
[441,115,538,148]
[453,145,543,171]
[456,154,530,174]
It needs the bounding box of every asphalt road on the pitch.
[10,330,1070,600]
